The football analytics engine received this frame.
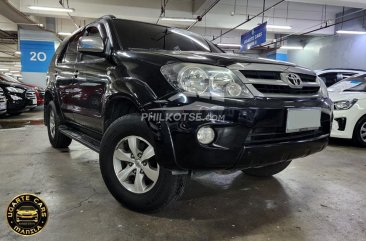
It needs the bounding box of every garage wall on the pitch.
[287,34,366,71]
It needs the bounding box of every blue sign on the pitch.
[20,40,55,73]
[240,22,267,52]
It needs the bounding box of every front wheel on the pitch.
[100,114,187,212]
[353,116,366,147]
[242,161,292,177]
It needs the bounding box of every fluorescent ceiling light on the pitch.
[28,6,74,12]
[280,46,303,50]
[0,68,9,71]
[58,32,72,36]
[217,43,241,48]
[160,17,196,22]
[267,25,292,30]
[14,51,21,55]
[10,70,20,73]
[336,30,366,35]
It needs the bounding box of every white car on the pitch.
[316,69,366,87]
[328,74,366,146]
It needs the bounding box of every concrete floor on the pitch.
[0,125,365,241]
[0,107,44,127]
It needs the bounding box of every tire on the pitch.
[46,101,72,148]
[353,116,366,147]
[100,114,187,212]
[242,161,292,177]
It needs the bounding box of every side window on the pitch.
[62,31,84,64]
[80,26,104,62]
[319,73,338,87]
[339,72,357,80]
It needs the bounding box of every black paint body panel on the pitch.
[46,16,333,171]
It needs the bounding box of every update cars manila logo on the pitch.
[6,194,48,236]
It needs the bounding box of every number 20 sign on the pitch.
[20,40,55,73]
[30,51,47,62]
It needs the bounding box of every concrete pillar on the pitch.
[18,28,60,88]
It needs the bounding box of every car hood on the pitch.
[329,91,366,101]
[19,82,44,91]
[0,80,27,89]
[116,50,298,67]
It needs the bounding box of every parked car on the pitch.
[15,206,38,223]
[0,74,45,107]
[45,16,332,212]
[316,68,366,87]
[328,74,366,146]
[0,87,7,115]
[0,75,37,115]
[22,83,45,107]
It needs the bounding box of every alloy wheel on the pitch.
[361,122,366,143]
[113,135,159,194]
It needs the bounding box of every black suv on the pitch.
[0,74,37,115]
[45,16,333,212]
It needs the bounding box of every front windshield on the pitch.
[0,74,20,83]
[113,19,221,52]
[328,74,366,92]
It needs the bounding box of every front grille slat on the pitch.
[25,91,36,100]
[253,84,320,95]
[240,71,316,82]
[241,71,281,80]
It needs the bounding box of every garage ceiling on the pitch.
[5,0,366,32]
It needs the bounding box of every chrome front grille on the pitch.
[240,71,317,83]
[25,90,36,100]
[229,63,320,98]
[0,87,5,101]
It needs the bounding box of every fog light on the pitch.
[197,126,215,144]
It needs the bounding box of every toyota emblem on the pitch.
[283,73,303,88]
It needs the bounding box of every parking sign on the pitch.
[20,40,55,73]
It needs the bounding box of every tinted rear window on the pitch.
[113,19,214,52]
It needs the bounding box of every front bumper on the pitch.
[7,99,28,113]
[147,95,333,170]
[0,101,6,114]
[331,107,364,139]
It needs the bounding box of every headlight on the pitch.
[6,87,24,93]
[10,95,22,101]
[317,77,328,98]
[161,63,253,98]
[334,99,358,110]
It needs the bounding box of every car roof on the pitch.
[322,68,366,71]
[317,69,366,74]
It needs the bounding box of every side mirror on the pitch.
[77,36,104,53]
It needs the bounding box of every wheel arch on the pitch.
[103,94,141,132]
[352,113,366,137]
